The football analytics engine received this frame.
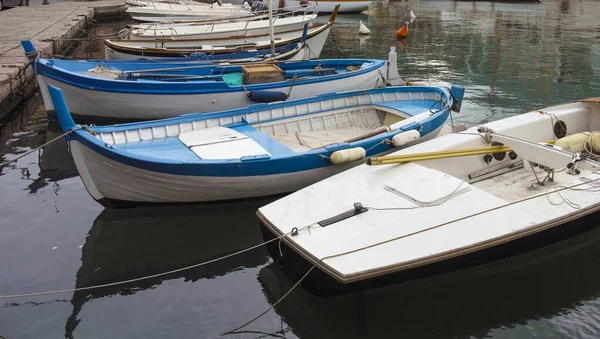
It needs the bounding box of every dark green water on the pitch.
[1,0,600,337]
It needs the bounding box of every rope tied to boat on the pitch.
[0,227,302,299]
[377,69,392,87]
[0,125,90,168]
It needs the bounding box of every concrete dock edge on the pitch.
[0,0,126,119]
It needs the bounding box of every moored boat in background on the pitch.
[125,1,253,20]
[104,18,334,60]
[127,10,316,40]
[27,42,405,120]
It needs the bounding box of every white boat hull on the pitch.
[126,2,251,18]
[284,0,375,12]
[69,123,444,203]
[130,15,315,40]
[38,61,382,119]
[104,26,330,60]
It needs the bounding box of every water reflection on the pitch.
[65,198,277,338]
[259,224,600,338]
[37,122,77,183]
[0,93,44,162]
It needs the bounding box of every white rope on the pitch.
[0,228,301,299]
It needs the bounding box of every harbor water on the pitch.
[1,0,600,337]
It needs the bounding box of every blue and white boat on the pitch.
[49,83,464,205]
[28,44,405,121]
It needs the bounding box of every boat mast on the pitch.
[268,0,275,56]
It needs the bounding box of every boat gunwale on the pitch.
[36,58,387,94]
[86,86,451,133]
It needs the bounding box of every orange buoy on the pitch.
[396,22,408,39]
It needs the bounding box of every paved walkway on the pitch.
[0,0,125,116]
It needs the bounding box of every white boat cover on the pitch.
[179,126,270,160]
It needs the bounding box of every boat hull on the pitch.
[130,16,315,40]
[68,123,445,206]
[258,204,600,296]
[104,26,330,60]
[284,0,375,12]
[38,61,383,120]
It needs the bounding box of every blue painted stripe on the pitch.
[71,111,450,177]
[89,86,451,134]
[49,84,456,177]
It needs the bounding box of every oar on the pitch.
[367,140,556,166]
[121,61,277,74]
[367,145,513,166]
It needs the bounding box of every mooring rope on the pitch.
[0,227,310,299]
[0,126,85,168]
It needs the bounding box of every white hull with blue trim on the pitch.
[35,49,405,120]
[49,84,463,205]
[104,22,332,60]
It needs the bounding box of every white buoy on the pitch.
[391,130,420,147]
[358,20,370,35]
[410,10,416,21]
[330,147,366,164]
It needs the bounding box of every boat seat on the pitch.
[178,123,297,160]
[117,136,200,162]
[179,125,272,160]
[228,122,298,156]
[374,99,439,119]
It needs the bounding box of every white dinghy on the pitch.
[128,12,317,40]
[258,98,600,295]
[125,1,252,20]
[104,18,333,60]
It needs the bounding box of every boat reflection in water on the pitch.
[38,121,78,181]
[65,197,278,338]
[258,223,600,338]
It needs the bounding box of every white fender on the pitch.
[330,147,366,165]
[392,130,420,147]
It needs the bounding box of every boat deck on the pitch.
[258,159,600,282]
[472,166,596,202]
